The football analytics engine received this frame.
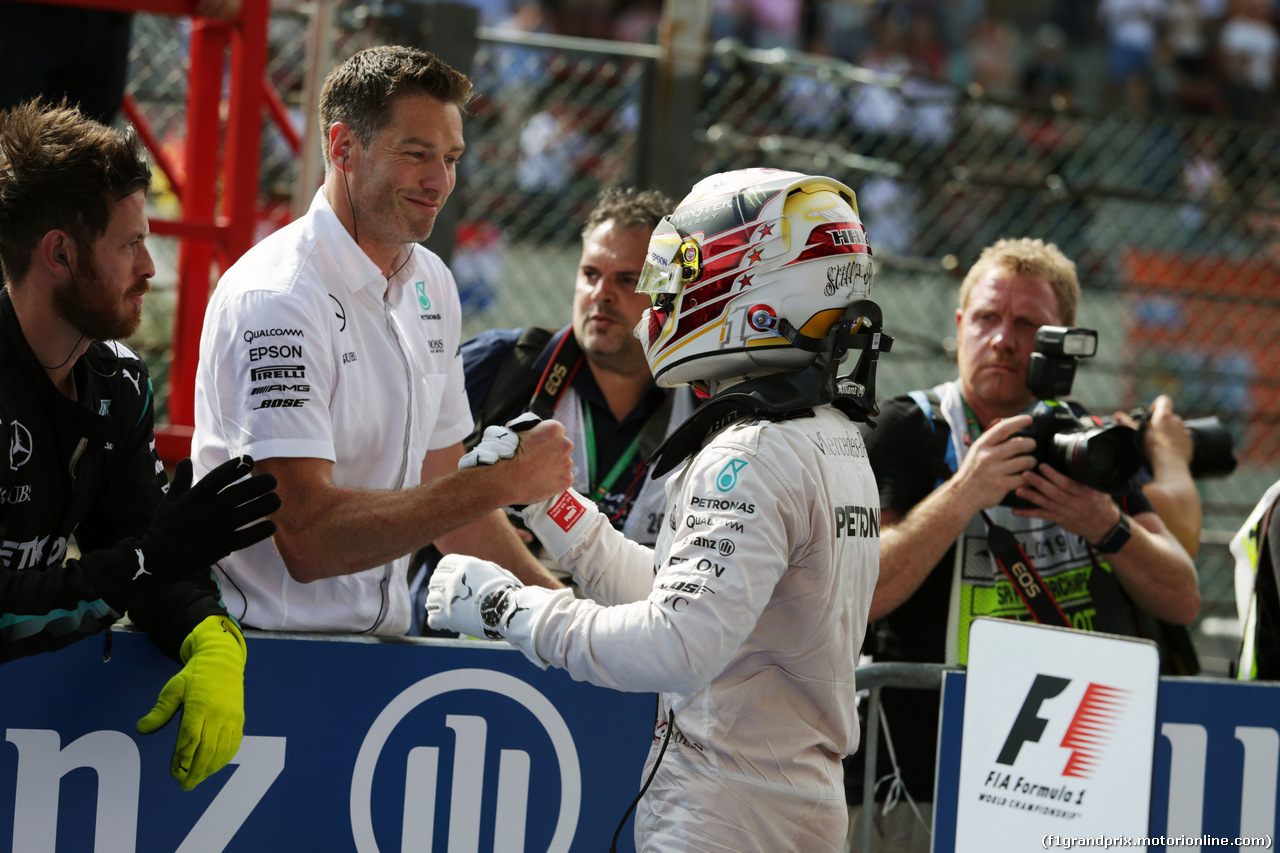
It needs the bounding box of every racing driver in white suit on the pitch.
[427,169,890,852]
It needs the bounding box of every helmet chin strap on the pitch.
[648,301,893,478]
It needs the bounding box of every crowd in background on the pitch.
[474,0,1279,121]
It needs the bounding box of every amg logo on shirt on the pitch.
[250,383,311,396]
[249,365,306,381]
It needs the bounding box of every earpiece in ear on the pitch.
[56,251,69,265]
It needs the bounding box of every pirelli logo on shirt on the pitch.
[250,365,306,381]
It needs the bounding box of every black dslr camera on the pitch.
[1004,326,1238,508]
[1003,327,1143,508]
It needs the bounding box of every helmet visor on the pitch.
[635,218,684,303]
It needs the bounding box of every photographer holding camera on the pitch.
[846,238,1199,852]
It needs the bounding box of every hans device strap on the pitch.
[648,300,893,477]
[980,511,1072,628]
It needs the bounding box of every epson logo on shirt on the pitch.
[249,344,303,362]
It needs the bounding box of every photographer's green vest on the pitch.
[914,381,1164,665]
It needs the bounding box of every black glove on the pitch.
[80,456,280,613]
[144,456,280,574]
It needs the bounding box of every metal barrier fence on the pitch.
[120,8,1277,669]
[850,662,957,853]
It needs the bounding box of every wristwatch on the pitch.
[1093,513,1132,555]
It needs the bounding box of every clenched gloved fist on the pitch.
[136,615,246,790]
[426,554,571,666]
[458,413,542,469]
[79,456,280,613]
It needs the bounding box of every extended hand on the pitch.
[426,555,573,666]
[136,615,246,790]
[143,456,281,580]
[426,554,526,640]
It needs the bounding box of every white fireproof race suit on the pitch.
[520,404,880,852]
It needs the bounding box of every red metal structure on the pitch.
[30,0,274,465]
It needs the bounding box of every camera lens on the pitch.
[1050,425,1142,493]
[1184,416,1238,478]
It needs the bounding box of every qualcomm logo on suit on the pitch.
[5,668,581,853]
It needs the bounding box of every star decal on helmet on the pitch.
[747,248,763,263]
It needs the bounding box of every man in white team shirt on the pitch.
[192,45,571,634]
[427,168,890,852]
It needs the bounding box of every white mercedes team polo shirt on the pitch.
[192,190,471,634]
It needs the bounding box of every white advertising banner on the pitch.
[953,618,1161,853]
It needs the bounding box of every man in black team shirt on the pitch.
[0,99,279,790]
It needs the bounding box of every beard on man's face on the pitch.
[54,254,148,341]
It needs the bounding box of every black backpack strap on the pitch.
[465,326,558,450]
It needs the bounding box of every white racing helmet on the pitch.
[635,168,874,389]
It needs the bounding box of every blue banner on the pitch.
[936,673,1280,851]
[0,630,655,852]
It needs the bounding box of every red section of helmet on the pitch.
[788,221,872,266]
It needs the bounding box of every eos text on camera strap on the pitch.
[979,511,1072,628]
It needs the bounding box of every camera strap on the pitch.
[980,511,1072,628]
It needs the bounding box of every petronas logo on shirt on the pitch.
[716,459,749,492]
[99,400,111,415]
[415,282,431,311]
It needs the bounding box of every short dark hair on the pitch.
[581,186,675,238]
[319,45,473,168]
[0,98,151,284]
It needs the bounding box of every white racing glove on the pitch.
[426,554,572,667]
[520,487,605,562]
[457,413,542,469]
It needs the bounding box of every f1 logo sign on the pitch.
[997,673,1131,779]
[350,669,581,853]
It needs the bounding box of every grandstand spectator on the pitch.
[613,0,663,43]
[968,15,1024,101]
[1023,23,1075,109]
[1098,0,1169,113]
[1217,0,1279,120]
[1162,0,1225,112]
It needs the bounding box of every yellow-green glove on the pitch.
[136,615,246,790]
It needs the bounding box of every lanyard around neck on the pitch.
[581,399,645,501]
[960,394,985,442]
